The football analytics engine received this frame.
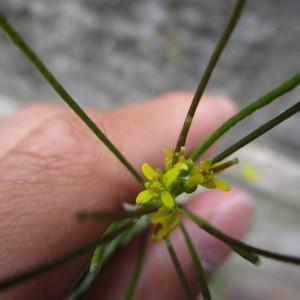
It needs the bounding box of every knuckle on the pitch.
[0,109,112,192]
[19,111,104,161]
[8,110,110,170]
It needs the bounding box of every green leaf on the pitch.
[64,217,150,299]
[123,234,147,300]
[180,223,212,300]
[165,238,193,300]
[231,246,261,266]
[178,207,260,265]
[78,206,157,221]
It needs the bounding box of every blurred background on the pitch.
[0,0,299,299]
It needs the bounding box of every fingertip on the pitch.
[205,93,238,117]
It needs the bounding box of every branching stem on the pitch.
[213,101,300,162]
[190,72,300,161]
[180,208,300,265]
[174,0,247,159]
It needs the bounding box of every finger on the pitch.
[103,92,236,168]
[0,103,64,158]
[0,93,236,299]
[91,189,254,300]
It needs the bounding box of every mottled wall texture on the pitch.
[0,0,299,156]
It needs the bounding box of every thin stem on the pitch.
[0,221,134,291]
[210,157,239,173]
[64,218,149,299]
[0,13,143,183]
[189,72,300,161]
[165,238,193,300]
[174,0,247,157]
[64,221,121,300]
[181,209,259,265]
[180,223,211,300]
[78,206,157,221]
[213,101,300,162]
[179,208,300,265]
[123,233,147,300]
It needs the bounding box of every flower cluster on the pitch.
[136,148,238,240]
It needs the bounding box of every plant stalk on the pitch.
[213,101,300,162]
[190,72,300,161]
[174,0,247,158]
[180,208,300,265]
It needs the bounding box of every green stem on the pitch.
[165,238,193,300]
[123,233,147,300]
[180,208,300,265]
[180,223,211,300]
[190,72,300,161]
[213,101,300,162]
[0,221,134,291]
[78,206,157,221]
[181,208,259,265]
[64,221,122,300]
[64,218,149,299]
[0,13,143,183]
[174,0,247,157]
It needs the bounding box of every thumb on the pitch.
[0,92,235,300]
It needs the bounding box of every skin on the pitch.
[0,92,254,299]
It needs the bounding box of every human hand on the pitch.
[0,93,254,299]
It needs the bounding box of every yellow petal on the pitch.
[163,148,174,170]
[213,178,230,191]
[136,190,155,204]
[163,148,174,160]
[150,208,169,224]
[142,163,155,180]
[163,167,180,188]
[161,191,175,208]
[187,173,204,187]
[174,162,188,171]
[200,159,213,171]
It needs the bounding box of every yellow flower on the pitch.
[136,163,177,208]
[163,148,175,171]
[150,207,180,241]
[136,150,239,241]
[184,158,238,192]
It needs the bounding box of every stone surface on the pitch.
[0,0,299,158]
